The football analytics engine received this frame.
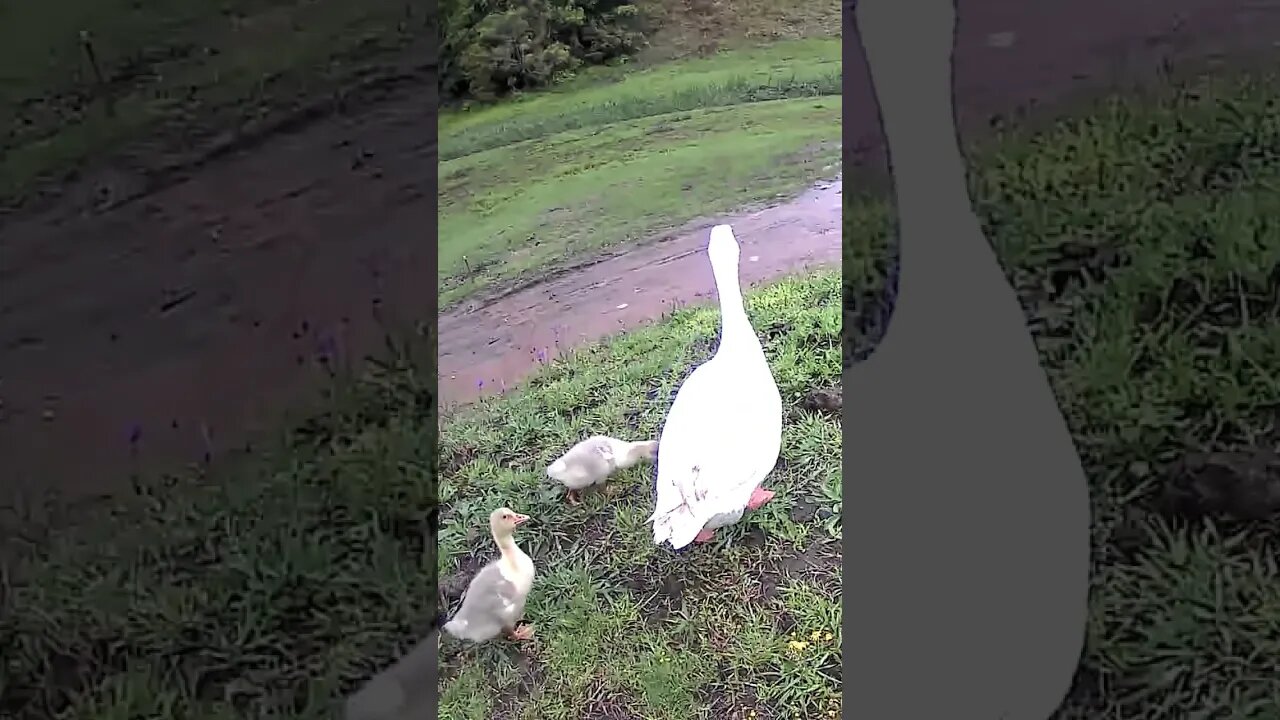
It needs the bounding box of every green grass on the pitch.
[438,37,840,159]
[0,0,419,206]
[441,97,840,307]
[437,272,842,719]
[846,74,1280,715]
[438,38,841,308]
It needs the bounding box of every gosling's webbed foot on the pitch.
[506,623,536,642]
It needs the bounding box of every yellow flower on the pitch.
[810,630,821,641]
[824,632,834,641]
[787,639,810,652]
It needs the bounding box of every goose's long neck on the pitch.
[712,256,755,349]
[862,5,996,299]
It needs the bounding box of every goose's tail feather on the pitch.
[651,504,706,550]
[436,598,461,639]
[440,610,471,640]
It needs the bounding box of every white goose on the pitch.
[648,224,783,549]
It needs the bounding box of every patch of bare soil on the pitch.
[801,387,842,416]
[1157,447,1280,522]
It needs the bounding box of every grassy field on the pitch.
[630,0,838,64]
[0,0,420,207]
[438,37,841,307]
[847,74,1280,715]
[437,273,842,719]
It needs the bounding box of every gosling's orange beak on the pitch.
[512,513,531,526]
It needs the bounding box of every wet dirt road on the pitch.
[438,180,843,408]
[2,0,1279,502]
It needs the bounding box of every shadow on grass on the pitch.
[845,72,1280,716]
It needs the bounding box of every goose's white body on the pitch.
[648,225,783,549]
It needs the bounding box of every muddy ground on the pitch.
[439,179,842,409]
[2,0,1279,505]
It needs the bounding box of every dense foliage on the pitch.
[440,0,647,99]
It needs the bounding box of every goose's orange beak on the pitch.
[512,513,531,526]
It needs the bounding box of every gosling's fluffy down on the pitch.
[547,435,658,494]
[441,508,536,643]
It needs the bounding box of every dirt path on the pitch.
[2,0,1278,504]
[439,179,842,408]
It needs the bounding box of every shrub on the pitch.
[442,0,647,100]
